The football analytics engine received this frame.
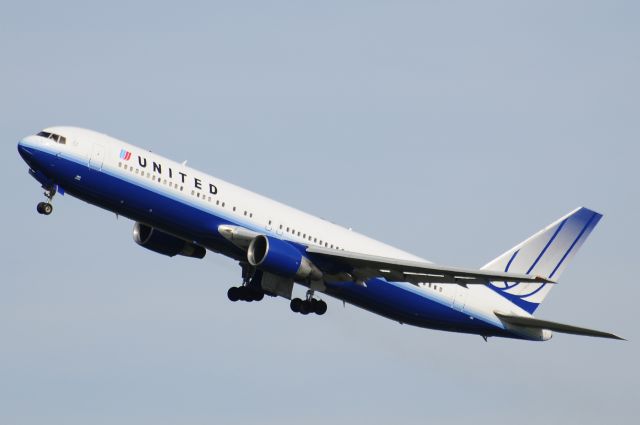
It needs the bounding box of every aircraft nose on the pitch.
[17,139,34,163]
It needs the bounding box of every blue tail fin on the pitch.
[482,207,602,314]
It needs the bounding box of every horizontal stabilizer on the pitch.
[496,313,624,340]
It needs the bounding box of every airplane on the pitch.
[17,126,623,341]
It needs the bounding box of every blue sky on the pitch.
[1,1,638,424]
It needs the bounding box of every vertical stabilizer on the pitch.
[482,207,602,314]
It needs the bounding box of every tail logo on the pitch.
[484,207,602,314]
[119,149,132,161]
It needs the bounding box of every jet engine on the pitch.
[247,235,321,280]
[133,222,206,259]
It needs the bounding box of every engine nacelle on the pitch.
[247,235,321,280]
[133,222,206,259]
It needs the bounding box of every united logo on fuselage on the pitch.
[117,148,218,195]
[120,149,132,160]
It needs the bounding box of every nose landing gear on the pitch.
[36,201,53,215]
[36,186,56,215]
[290,290,327,315]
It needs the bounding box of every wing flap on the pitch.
[495,313,624,340]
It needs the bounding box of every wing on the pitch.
[496,313,625,340]
[218,224,554,286]
[305,245,554,286]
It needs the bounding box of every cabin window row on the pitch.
[119,162,185,191]
[421,282,443,293]
[190,189,254,218]
[267,220,344,251]
[118,161,259,220]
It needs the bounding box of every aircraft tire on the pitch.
[227,287,240,302]
[315,300,327,315]
[290,298,302,313]
[252,290,264,301]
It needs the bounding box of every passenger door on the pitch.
[452,285,468,312]
[89,144,105,170]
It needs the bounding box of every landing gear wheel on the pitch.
[36,202,53,215]
[290,298,302,313]
[227,287,240,302]
[252,290,264,301]
[315,300,327,315]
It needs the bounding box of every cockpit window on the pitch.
[37,131,66,144]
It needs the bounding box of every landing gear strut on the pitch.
[290,290,327,315]
[36,185,56,215]
[227,264,265,302]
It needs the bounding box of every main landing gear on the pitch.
[36,186,56,215]
[227,265,266,302]
[227,285,264,302]
[290,290,327,316]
